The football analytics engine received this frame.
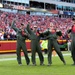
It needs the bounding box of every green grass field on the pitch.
[0,51,75,75]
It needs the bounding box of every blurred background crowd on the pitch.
[0,10,73,40]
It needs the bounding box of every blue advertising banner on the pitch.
[63,11,75,15]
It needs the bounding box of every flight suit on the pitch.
[27,24,44,65]
[71,33,75,65]
[68,25,75,65]
[11,20,30,65]
[43,30,66,65]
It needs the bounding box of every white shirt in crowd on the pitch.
[0,32,4,40]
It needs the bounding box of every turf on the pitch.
[0,52,75,75]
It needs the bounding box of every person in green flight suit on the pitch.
[27,23,44,66]
[43,22,66,66]
[67,17,75,66]
[11,19,30,65]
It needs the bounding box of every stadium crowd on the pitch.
[0,10,73,40]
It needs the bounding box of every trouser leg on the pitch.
[31,41,36,64]
[22,44,30,65]
[16,45,21,64]
[37,44,44,64]
[53,41,66,64]
[71,50,75,64]
[71,43,75,64]
[48,41,52,65]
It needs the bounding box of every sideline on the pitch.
[0,53,71,61]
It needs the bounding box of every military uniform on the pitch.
[27,24,44,65]
[68,25,75,65]
[11,20,30,65]
[43,29,66,65]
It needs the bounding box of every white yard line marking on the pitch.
[0,53,71,61]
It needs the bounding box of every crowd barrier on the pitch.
[0,40,67,53]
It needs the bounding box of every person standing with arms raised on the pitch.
[27,23,44,66]
[42,22,66,66]
[11,19,30,66]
